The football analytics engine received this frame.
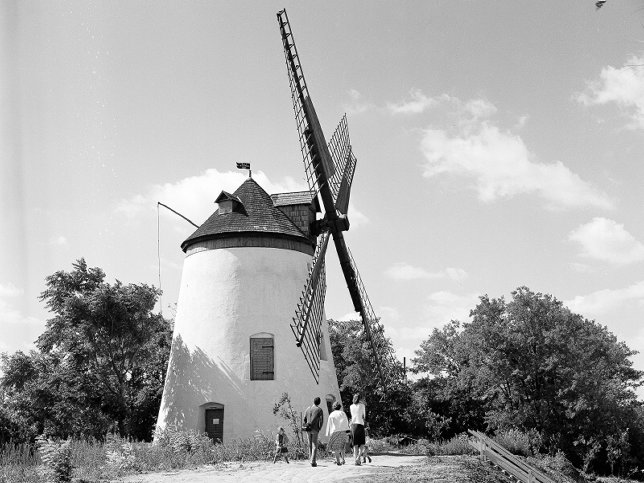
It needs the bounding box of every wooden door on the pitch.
[205,408,224,442]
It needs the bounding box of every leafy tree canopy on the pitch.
[1,259,172,442]
[328,318,411,436]
[413,287,643,470]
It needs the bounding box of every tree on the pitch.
[328,319,412,437]
[413,287,643,472]
[0,259,172,441]
[1,349,114,441]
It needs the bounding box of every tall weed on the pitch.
[36,436,73,482]
[0,442,41,483]
[1,427,291,480]
[494,428,542,456]
[427,434,476,456]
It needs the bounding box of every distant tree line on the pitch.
[2,261,643,477]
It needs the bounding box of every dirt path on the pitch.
[121,454,428,483]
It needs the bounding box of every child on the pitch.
[343,430,353,465]
[273,427,290,464]
[362,426,372,463]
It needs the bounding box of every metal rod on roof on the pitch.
[157,202,199,228]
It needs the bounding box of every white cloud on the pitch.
[424,291,479,325]
[0,283,44,353]
[116,169,307,225]
[343,89,373,115]
[118,168,371,231]
[420,107,614,210]
[48,235,68,246]
[0,282,22,298]
[333,311,360,322]
[330,306,399,324]
[386,90,497,121]
[515,115,529,129]
[569,217,644,265]
[444,267,468,282]
[569,262,594,274]
[346,203,369,228]
[385,262,467,282]
[387,89,442,115]
[577,56,644,129]
[377,305,401,322]
[462,98,498,120]
[566,281,644,317]
[385,263,440,280]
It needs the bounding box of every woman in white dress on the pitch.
[325,401,350,465]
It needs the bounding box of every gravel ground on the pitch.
[119,454,515,483]
[120,454,431,483]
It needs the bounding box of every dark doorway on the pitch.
[325,394,335,415]
[205,407,224,442]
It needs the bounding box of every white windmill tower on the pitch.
[156,10,396,442]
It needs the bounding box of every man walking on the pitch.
[303,396,324,467]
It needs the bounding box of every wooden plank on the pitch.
[485,449,528,480]
[470,430,549,480]
[468,430,556,483]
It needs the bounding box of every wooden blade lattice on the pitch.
[347,247,398,388]
[277,10,324,197]
[290,232,330,383]
[278,9,396,391]
[327,115,357,214]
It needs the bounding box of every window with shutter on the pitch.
[250,337,274,380]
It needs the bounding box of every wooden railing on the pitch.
[468,430,555,483]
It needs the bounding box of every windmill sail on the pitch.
[346,247,399,387]
[327,115,357,215]
[278,10,335,197]
[278,9,393,390]
[290,232,330,383]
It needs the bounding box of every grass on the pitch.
[3,429,642,483]
[0,429,276,482]
[0,443,41,483]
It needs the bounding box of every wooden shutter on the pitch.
[250,337,274,380]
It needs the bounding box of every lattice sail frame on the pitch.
[347,247,399,387]
[327,115,357,214]
[278,9,394,390]
[290,232,330,383]
[278,10,324,197]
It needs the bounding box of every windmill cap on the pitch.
[181,177,317,254]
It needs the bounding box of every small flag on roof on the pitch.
[236,162,251,170]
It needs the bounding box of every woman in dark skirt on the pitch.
[350,393,366,465]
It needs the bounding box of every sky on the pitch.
[2,1,644,392]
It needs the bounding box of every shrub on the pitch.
[367,437,395,454]
[36,436,73,482]
[400,442,429,455]
[104,434,140,477]
[0,442,40,483]
[427,433,476,456]
[272,393,306,456]
[494,428,542,457]
[528,451,583,483]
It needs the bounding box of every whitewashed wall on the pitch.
[156,244,340,442]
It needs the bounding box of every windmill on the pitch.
[155,10,396,444]
[277,9,397,389]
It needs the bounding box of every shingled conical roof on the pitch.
[181,177,312,252]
